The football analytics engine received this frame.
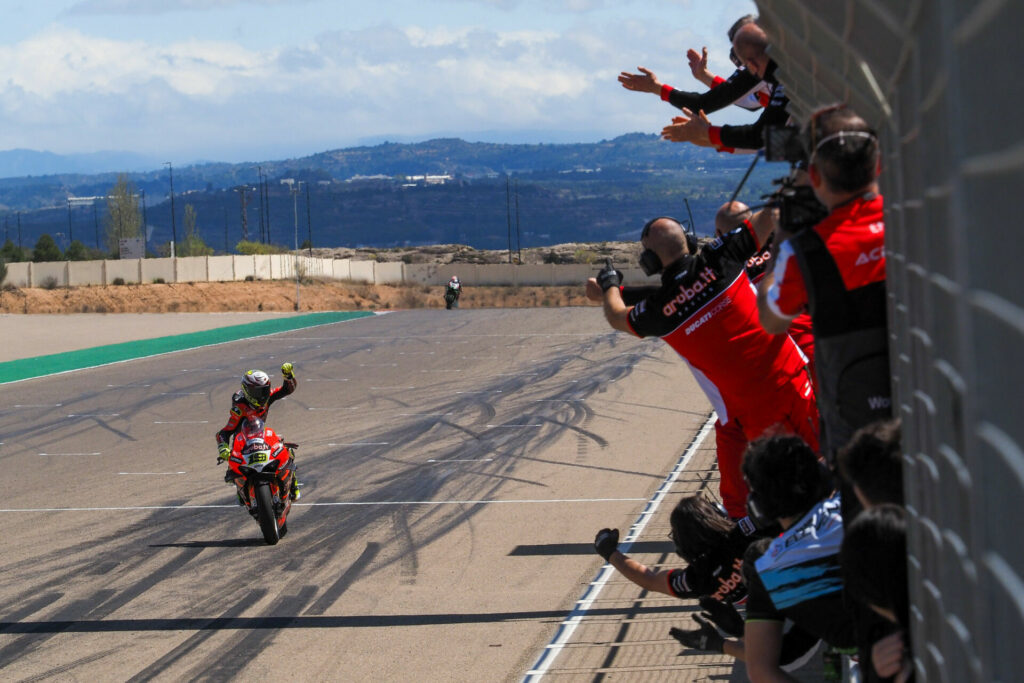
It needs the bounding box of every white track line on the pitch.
[427,458,494,463]
[118,472,187,475]
[37,452,103,456]
[399,413,453,417]
[154,420,210,424]
[486,424,541,428]
[327,442,390,446]
[0,497,648,513]
[521,412,716,682]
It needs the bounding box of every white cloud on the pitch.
[65,0,303,16]
[0,10,760,159]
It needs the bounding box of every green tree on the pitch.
[0,239,27,263]
[178,204,213,256]
[65,240,104,261]
[32,234,62,262]
[104,174,142,255]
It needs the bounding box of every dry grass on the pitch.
[0,279,596,314]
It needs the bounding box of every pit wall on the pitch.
[3,256,657,289]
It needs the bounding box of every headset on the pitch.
[639,216,699,275]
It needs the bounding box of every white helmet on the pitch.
[241,370,271,407]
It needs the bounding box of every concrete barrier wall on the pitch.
[141,258,175,283]
[268,254,286,280]
[349,261,375,283]
[233,255,256,281]
[175,257,207,283]
[69,260,104,286]
[207,256,234,282]
[331,258,351,281]
[254,255,272,281]
[105,259,141,284]
[32,261,68,287]
[5,262,30,287]
[374,261,404,285]
[6,255,659,289]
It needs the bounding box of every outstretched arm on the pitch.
[618,66,663,95]
[661,109,714,147]
[687,47,716,88]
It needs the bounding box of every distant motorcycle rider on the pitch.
[445,275,462,309]
[216,363,301,500]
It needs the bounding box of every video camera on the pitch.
[762,126,828,233]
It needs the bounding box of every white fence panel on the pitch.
[69,260,104,286]
[105,259,141,284]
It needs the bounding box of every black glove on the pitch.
[596,258,623,292]
[698,596,745,637]
[669,614,725,654]
[593,528,619,561]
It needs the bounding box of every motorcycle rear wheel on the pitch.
[255,483,280,545]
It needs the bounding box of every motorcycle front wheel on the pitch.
[254,483,280,545]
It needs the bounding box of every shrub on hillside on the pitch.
[236,240,288,255]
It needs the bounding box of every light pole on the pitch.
[290,180,304,311]
[165,161,177,253]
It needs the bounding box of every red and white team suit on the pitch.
[626,223,819,517]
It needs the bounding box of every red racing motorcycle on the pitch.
[221,418,298,545]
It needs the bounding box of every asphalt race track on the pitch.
[0,308,724,681]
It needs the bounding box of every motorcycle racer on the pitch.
[216,363,301,500]
[445,276,462,309]
[226,417,298,503]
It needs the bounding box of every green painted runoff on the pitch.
[0,311,376,384]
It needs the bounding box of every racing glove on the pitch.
[217,444,231,462]
[281,362,295,379]
[593,528,620,561]
[698,596,745,638]
[596,259,623,292]
[669,614,725,654]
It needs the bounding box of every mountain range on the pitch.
[0,135,791,253]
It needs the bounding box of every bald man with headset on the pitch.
[586,215,818,517]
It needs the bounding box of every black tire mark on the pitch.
[0,592,63,632]
[188,585,318,682]
[125,589,268,683]
[305,542,381,615]
[18,646,122,683]
[0,589,116,667]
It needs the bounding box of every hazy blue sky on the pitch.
[0,0,757,162]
